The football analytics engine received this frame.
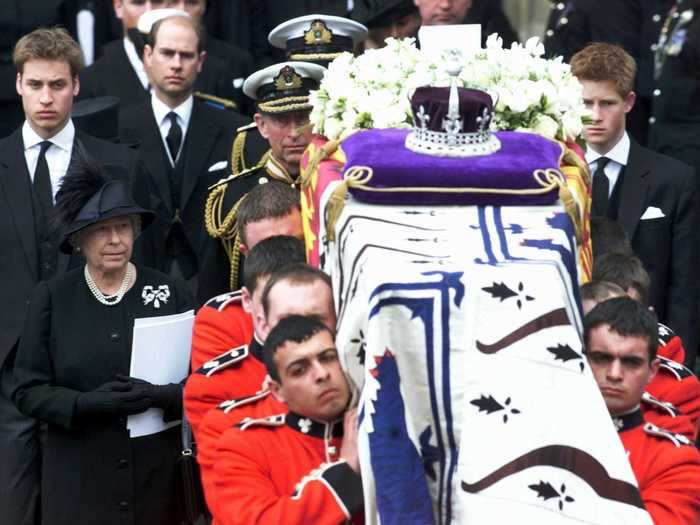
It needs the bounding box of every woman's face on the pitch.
[79,215,135,274]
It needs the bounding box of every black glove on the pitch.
[116,375,183,422]
[75,380,152,417]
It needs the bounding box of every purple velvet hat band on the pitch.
[340,128,565,206]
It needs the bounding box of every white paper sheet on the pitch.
[127,310,194,438]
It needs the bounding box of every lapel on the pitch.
[179,101,219,210]
[139,104,173,213]
[0,130,39,280]
[104,41,150,103]
[617,139,650,241]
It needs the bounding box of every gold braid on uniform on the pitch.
[258,96,312,114]
[231,129,248,174]
[289,52,343,62]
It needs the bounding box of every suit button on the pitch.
[119,501,129,510]
[653,88,661,96]
[653,14,661,22]
[43,262,52,271]
[557,2,565,9]
[649,116,657,124]
[118,459,128,469]
[651,43,658,51]
[546,29,554,37]
[109,331,120,342]
[560,16,568,25]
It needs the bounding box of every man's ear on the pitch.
[239,241,250,257]
[143,44,153,67]
[113,0,124,19]
[72,76,80,97]
[269,377,285,403]
[647,357,660,385]
[15,73,22,97]
[241,286,252,314]
[197,50,206,74]
[623,91,636,114]
[254,113,269,139]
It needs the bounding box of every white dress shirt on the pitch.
[585,132,630,198]
[123,37,150,90]
[22,120,75,202]
[151,93,193,166]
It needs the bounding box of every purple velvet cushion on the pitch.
[341,129,564,206]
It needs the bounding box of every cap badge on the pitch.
[304,20,333,45]
[274,66,303,91]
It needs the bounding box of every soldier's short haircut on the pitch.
[584,296,658,362]
[580,280,626,304]
[149,14,207,54]
[14,27,84,77]
[242,235,306,294]
[263,314,331,382]
[592,252,651,306]
[237,181,301,246]
[590,216,633,262]
[570,42,636,97]
[261,263,332,317]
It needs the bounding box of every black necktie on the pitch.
[165,112,182,164]
[34,141,54,214]
[591,157,610,216]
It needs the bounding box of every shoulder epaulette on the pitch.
[203,289,243,311]
[237,121,257,133]
[657,322,676,345]
[642,391,681,417]
[237,413,286,431]
[218,390,271,413]
[643,422,693,447]
[196,344,248,377]
[194,91,237,110]
[658,356,695,381]
[207,164,264,191]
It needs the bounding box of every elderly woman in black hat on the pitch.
[11,163,192,525]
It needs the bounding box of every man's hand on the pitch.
[339,408,360,474]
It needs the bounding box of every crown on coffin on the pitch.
[405,79,501,158]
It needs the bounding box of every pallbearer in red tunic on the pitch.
[213,316,362,525]
[585,297,700,525]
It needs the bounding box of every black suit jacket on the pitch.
[0,127,137,368]
[120,98,248,276]
[616,140,698,362]
[79,39,240,112]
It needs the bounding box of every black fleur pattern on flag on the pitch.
[470,395,522,423]
[482,281,534,309]
[350,330,366,366]
[547,344,585,372]
[528,481,575,510]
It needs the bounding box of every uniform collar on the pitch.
[265,154,297,186]
[286,411,344,439]
[22,119,75,152]
[612,407,644,433]
[249,336,264,362]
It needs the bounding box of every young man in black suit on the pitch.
[0,27,138,525]
[79,1,242,114]
[120,13,249,297]
[571,43,698,367]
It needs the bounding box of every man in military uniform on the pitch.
[119,13,247,295]
[648,0,700,191]
[213,315,362,525]
[584,297,700,524]
[201,61,325,297]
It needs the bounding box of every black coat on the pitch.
[0,128,137,369]
[12,267,192,525]
[120,98,248,280]
[613,141,698,363]
[78,39,240,113]
[648,0,700,179]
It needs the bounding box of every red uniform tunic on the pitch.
[641,392,697,442]
[190,291,253,371]
[184,337,266,435]
[616,409,700,525]
[646,356,700,437]
[197,391,286,520]
[214,412,363,525]
[656,323,686,364]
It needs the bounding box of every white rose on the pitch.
[532,114,559,139]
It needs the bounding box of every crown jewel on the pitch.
[405,53,501,158]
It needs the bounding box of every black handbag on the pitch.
[177,413,208,524]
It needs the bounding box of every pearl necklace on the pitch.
[84,263,135,306]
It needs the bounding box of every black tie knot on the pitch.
[39,140,52,155]
[165,112,183,163]
[596,157,610,171]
